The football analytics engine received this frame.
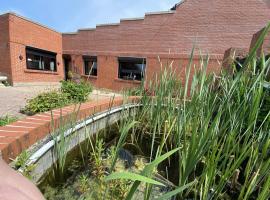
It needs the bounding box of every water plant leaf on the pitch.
[110,120,138,172]
[105,172,165,186]
[155,180,197,200]
[125,147,180,200]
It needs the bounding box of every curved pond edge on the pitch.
[0,96,140,163]
[19,103,141,182]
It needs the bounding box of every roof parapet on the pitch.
[78,28,96,31]
[120,17,144,22]
[62,32,78,35]
[145,10,175,16]
[96,23,120,27]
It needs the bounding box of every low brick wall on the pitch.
[0,96,139,163]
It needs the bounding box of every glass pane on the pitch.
[84,58,97,76]
[26,47,57,71]
[118,58,145,81]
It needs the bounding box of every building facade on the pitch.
[0,13,63,86]
[0,0,270,89]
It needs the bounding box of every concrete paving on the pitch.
[0,86,121,119]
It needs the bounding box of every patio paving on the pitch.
[0,86,121,119]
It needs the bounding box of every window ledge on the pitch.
[81,75,98,79]
[114,78,141,84]
[24,69,59,75]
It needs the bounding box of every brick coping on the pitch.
[0,96,140,163]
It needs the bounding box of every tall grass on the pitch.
[41,23,270,200]
[50,104,81,177]
[105,23,270,199]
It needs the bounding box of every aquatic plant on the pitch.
[118,22,270,199]
[41,22,270,200]
[14,150,36,179]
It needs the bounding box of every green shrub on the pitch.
[21,91,70,115]
[0,115,17,126]
[21,80,92,115]
[61,80,92,103]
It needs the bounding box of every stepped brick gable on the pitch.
[62,0,270,90]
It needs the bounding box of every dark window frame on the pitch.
[118,57,146,81]
[83,56,97,76]
[26,46,57,72]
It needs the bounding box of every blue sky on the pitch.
[0,0,180,32]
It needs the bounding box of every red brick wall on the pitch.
[0,14,12,81]
[250,27,270,56]
[78,55,142,90]
[264,33,270,56]
[6,13,64,85]
[62,0,270,90]
[221,48,248,73]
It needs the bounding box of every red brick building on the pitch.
[0,13,63,86]
[0,0,270,89]
[250,26,270,57]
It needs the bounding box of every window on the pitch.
[26,47,57,72]
[84,56,97,76]
[118,57,146,81]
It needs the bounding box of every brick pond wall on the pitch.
[0,96,139,163]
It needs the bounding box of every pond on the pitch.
[38,124,176,200]
[18,58,270,200]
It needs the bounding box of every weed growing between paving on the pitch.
[0,115,17,126]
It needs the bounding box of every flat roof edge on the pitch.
[145,10,175,16]
[78,28,96,31]
[1,12,60,34]
[62,32,78,35]
[96,23,120,27]
[120,17,144,22]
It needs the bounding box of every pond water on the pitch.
[38,124,175,200]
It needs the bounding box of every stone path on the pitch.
[0,86,120,118]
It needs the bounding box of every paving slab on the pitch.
[0,86,120,119]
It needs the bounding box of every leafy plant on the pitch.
[14,150,35,179]
[61,80,92,103]
[0,115,17,126]
[14,150,29,169]
[89,138,106,178]
[21,91,70,115]
[77,174,90,193]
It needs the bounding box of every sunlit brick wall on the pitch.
[63,0,270,90]
[0,14,12,82]
[7,13,64,85]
